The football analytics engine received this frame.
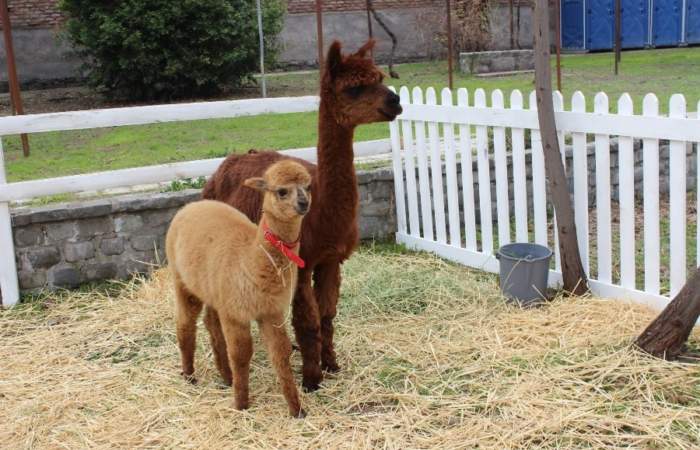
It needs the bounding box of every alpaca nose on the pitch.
[386,92,400,107]
[296,195,309,214]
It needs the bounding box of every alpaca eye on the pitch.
[277,188,288,198]
[344,85,365,98]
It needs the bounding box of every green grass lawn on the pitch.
[4,47,700,182]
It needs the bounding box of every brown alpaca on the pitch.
[202,39,402,391]
[166,160,312,417]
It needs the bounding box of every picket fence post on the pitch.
[0,138,19,306]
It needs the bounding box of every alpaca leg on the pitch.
[174,280,203,383]
[203,306,232,386]
[292,270,323,392]
[314,263,341,373]
[258,314,306,418]
[220,318,253,410]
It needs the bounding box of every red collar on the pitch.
[262,221,305,269]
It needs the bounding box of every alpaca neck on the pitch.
[316,100,358,219]
[254,212,303,268]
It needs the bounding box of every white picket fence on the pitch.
[390,86,700,312]
[0,96,391,307]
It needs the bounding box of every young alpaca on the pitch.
[165,160,312,418]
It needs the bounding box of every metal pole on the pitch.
[446,0,454,90]
[0,0,29,157]
[255,0,266,97]
[556,0,562,91]
[614,0,621,74]
[315,0,324,72]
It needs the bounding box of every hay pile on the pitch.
[2,245,700,449]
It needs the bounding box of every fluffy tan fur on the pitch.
[165,160,312,418]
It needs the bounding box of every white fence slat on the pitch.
[642,94,660,294]
[492,90,511,246]
[442,88,462,247]
[412,87,434,241]
[529,91,548,248]
[0,96,320,136]
[618,94,636,290]
[458,89,478,251]
[399,87,421,237]
[475,89,494,254]
[0,138,19,306]
[389,103,407,236]
[510,90,528,243]
[552,92,565,273]
[426,87,448,243]
[571,91,589,275]
[594,93,612,284]
[669,94,687,297]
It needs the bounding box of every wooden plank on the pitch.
[442,88,462,247]
[529,91,548,247]
[669,94,687,297]
[399,87,421,237]
[426,87,448,244]
[571,91,589,275]
[594,92,612,284]
[475,89,494,254]
[492,89,511,247]
[0,96,320,136]
[412,87,434,241]
[642,94,660,294]
[510,90,528,243]
[389,88,407,236]
[398,104,700,142]
[0,140,392,202]
[0,138,18,306]
[618,94,636,290]
[457,88,478,251]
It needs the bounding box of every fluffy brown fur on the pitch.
[166,160,312,418]
[202,40,403,391]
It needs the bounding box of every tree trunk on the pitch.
[636,267,700,360]
[533,0,589,296]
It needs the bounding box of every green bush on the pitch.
[60,0,285,101]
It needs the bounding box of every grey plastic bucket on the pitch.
[496,243,553,306]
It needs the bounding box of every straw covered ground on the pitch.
[2,245,700,449]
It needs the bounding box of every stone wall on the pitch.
[10,167,396,293]
[459,49,534,74]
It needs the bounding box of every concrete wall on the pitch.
[4,5,538,85]
[11,167,396,292]
[0,28,82,86]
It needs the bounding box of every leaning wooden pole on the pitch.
[445,0,454,90]
[614,0,621,75]
[533,0,588,295]
[0,0,29,157]
[315,0,324,72]
[636,267,700,360]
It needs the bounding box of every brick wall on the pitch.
[4,0,64,29]
[287,0,441,14]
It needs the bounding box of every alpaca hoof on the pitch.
[293,408,307,419]
[322,361,341,373]
[302,380,321,392]
[181,372,197,385]
[235,400,250,411]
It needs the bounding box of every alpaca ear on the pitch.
[325,41,343,79]
[355,39,376,58]
[243,177,267,192]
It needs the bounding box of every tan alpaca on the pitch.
[165,160,312,418]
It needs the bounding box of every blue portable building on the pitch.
[561,0,698,50]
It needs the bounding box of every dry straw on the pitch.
[2,245,699,449]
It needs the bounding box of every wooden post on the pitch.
[637,266,700,360]
[365,0,373,59]
[315,0,324,72]
[255,0,267,98]
[533,0,589,295]
[614,0,621,75]
[555,0,562,92]
[0,0,29,157]
[446,0,454,90]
